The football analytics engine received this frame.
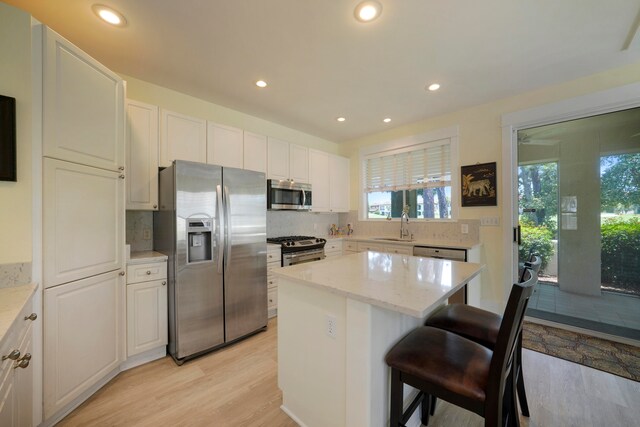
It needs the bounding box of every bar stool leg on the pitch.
[516,335,530,417]
[390,369,404,427]
[421,393,431,426]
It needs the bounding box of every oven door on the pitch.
[283,249,325,266]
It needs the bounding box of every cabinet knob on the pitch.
[146,270,152,275]
[119,271,125,276]
[14,358,30,369]
[119,175,125,179]
[162,281,167,286]
[2,349,20,361]
[24,313,37,321]
[17,353,31,362]
[119,166,125,171]
[268,281,273,285]
[153,204,158,209]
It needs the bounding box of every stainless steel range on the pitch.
[267,236,327,266]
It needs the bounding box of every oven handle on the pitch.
[285,251,325,263]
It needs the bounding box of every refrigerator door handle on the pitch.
[223,185,232,270]
[216,184,224,273]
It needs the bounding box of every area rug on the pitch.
[522,321,640,382]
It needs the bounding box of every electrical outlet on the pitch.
[313,223,318,231]
[325,314,337,339]
[143,228,151,240]
[461,224,469,234]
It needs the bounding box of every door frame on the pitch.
[500,82,640,302]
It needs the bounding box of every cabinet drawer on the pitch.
[267,289,278,309]
[127,262,167,284]
[325,241,343,254]
[384,245,413,255]
[267,274,278,289]
[357,242,385,252]
[344,241,358,252]
[267,251,280,263]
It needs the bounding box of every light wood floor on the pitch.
[58,318,640,427]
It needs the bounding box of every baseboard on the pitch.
[120,346,167,371]
[40,366,120,427]
[280,404,308,427]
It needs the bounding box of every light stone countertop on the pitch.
[274,251,484,318]
[0,283,37,349]
[323,235,481,250]
[128,251,168,265]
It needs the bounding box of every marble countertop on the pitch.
[0,283,37,349]
[274,252,484,318]
[128,251,168,265]
[324,235,481,250]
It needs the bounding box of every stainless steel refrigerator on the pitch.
[154,160,267,364]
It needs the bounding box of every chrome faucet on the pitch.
[400,205,410,240]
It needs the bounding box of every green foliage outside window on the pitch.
[518,219,554,272]
[601,216,640,293]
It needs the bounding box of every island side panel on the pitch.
[278,278,347,427]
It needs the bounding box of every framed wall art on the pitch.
[461,162,497,207]
[0,95,17,182]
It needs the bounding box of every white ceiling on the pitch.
[6,0,640,142]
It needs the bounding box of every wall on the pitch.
[0,3,32,265]
[122,74,340,154]
[338,61,640,312]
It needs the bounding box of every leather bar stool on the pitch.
[385,268,537,427]
[424,255,542,418]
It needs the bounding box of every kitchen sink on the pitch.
[371,237,415,242]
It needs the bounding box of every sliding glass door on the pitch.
[517,107,640,340]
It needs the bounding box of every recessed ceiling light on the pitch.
[92,4,126,26]
[427,83,441,91]
[354,1,383,23]
[255,80,268,88]
[383,118,391,123]
[337,117,346,122]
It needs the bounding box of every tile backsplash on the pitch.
[338,211,480,244]
[127,210,341,250]
[267,211,339,237]
[0,262,32,289]
[126,210,154,252]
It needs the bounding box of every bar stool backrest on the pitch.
[485,268,538,417]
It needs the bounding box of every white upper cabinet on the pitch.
[243,131,267,173]
[329,155,350,212]
[159,109,206,167]
[289,143,309,183]
[308,152,350,212]
[126,100,159,210]
[43,28,124,172]
[43,158,124,288]
[309,149,330,212]
[267,137,290,180]
[207,122,243,168]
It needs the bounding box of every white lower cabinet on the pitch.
[324,240,343,259]
[44,270,123,418]
[126,260,168,358]
[267,245,281,318]
[0,295,36,427]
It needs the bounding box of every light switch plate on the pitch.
[480,216,500,226]
[461,224,469,234]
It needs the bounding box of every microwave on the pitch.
[267,180,312,211]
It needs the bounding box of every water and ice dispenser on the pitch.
[187,219,213,263]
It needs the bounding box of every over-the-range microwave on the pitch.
[267,179,312,211]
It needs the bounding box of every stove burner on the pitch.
[267,235,327,253]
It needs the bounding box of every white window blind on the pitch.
[364,140,451,192]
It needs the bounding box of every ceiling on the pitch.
[5,0,640,143]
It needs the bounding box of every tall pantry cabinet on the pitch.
[40,27,125,419]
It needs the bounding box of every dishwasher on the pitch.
[413,246,468,303]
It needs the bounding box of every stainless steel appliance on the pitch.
[155,160,267,364]
[267,179,312,210]
[267,236,326,266]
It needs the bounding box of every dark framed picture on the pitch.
[0,95,17,182]
[461,162,497,207]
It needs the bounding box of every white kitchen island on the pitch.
[275,251,484,427]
